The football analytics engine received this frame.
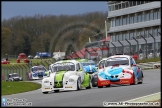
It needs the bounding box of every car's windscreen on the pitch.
[32,67,46,71]
[82,63,90,66]
[89,63,95,65]
[51,62,75,72]
[12,74,19,77]
[105,57,129,67]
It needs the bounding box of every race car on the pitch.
[93,55,144,88]
[1,59,10,64]
[41,59,91,94]
[6,73,23,81]
[28,65,48,80]
[81,61,98,74]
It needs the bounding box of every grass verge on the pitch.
[2,81,41,96]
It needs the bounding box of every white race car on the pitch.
[41,59,91,94]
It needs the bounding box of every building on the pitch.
[107,1,161,56]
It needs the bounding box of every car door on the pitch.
[76,63,84,83]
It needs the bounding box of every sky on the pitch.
[2,1,108,21]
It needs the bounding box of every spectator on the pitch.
[139,48,143,53]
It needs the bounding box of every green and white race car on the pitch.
[41,59,91,94]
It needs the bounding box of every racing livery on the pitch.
[95,55,143,88]
[81,61,98,74]
[41,59,91,94]
[28,65,48,80]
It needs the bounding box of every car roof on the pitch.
[32,65,45,68]
[54,59,79,64]
[101,55,131,61]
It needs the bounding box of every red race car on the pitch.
[1,59,10,64]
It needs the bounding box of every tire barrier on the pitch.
[153,63,161,68]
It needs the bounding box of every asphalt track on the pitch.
[2,69,160,107]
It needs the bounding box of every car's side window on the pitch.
[76,63,80,71]
[98,60,105,69]
[131,58,136,65]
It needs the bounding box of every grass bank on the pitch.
[2,81,41,96]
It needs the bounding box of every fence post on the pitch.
[118,40,124,54]
[22,64,27,81]
[141,35,148,59]
[133,37,139,59]
[111,42,116,55]
[125,39,131,55]
[149,33,156,58]
[19,65,24,81]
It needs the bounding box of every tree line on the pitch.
[1,11,109,57]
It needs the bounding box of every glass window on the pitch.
[129,1,132,7]
[111,19,113,27]
[125,2,129,8]
[148,28,152,38]
[123,16,127,25]
[133,30,136,39]
[154,10,158,20]
[137,13,141,23]
[122,32,125,40]
[129,31,133,40]
[112,35,115,42]
[137,1,140,5]
[136,29,141,39]
[141,1,144,4]
[150,11,153,20]
[125,32,129,40]
[111,5,114,11]
[115,34,119,42]
[115,4,118,10]
[108,6,111,11]
[141,29,144,37]
[133,1,136,6]
[134,14,137,23]
[146,11,150,21]
[126,16,129,24]
[118,4,121,9]
[130,14,133,24]
[145,29,149,38]
[153,27,158,36]
[113,18,115,27]
[119,33,122,41]
[122,2,125,8]
[115,18,118,26]
[157,9,161,19]
[120,17,122,26]
[158,26,161,36]
[142,12,145,22]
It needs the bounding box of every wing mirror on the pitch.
[132,64,137,66]
[99,66,104,69]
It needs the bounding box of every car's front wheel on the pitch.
[98,86,103,88]
[54,90,59,93]
[42,92,48,94]
[77,78,81,90]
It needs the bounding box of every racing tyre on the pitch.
[42,92,48,94]
[138,72,143,84]
[106,85,110,87]
[130,74,138,85]
[98,86,103,88]
[77,78,81,90]
[54,90,59,93]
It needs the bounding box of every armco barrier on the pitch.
[153,63,161,69]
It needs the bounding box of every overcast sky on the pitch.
[2,1,108,21]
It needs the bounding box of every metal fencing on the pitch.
[1,59,55,81]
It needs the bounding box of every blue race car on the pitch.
[81,61,98,74]
[28,65,48,80]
